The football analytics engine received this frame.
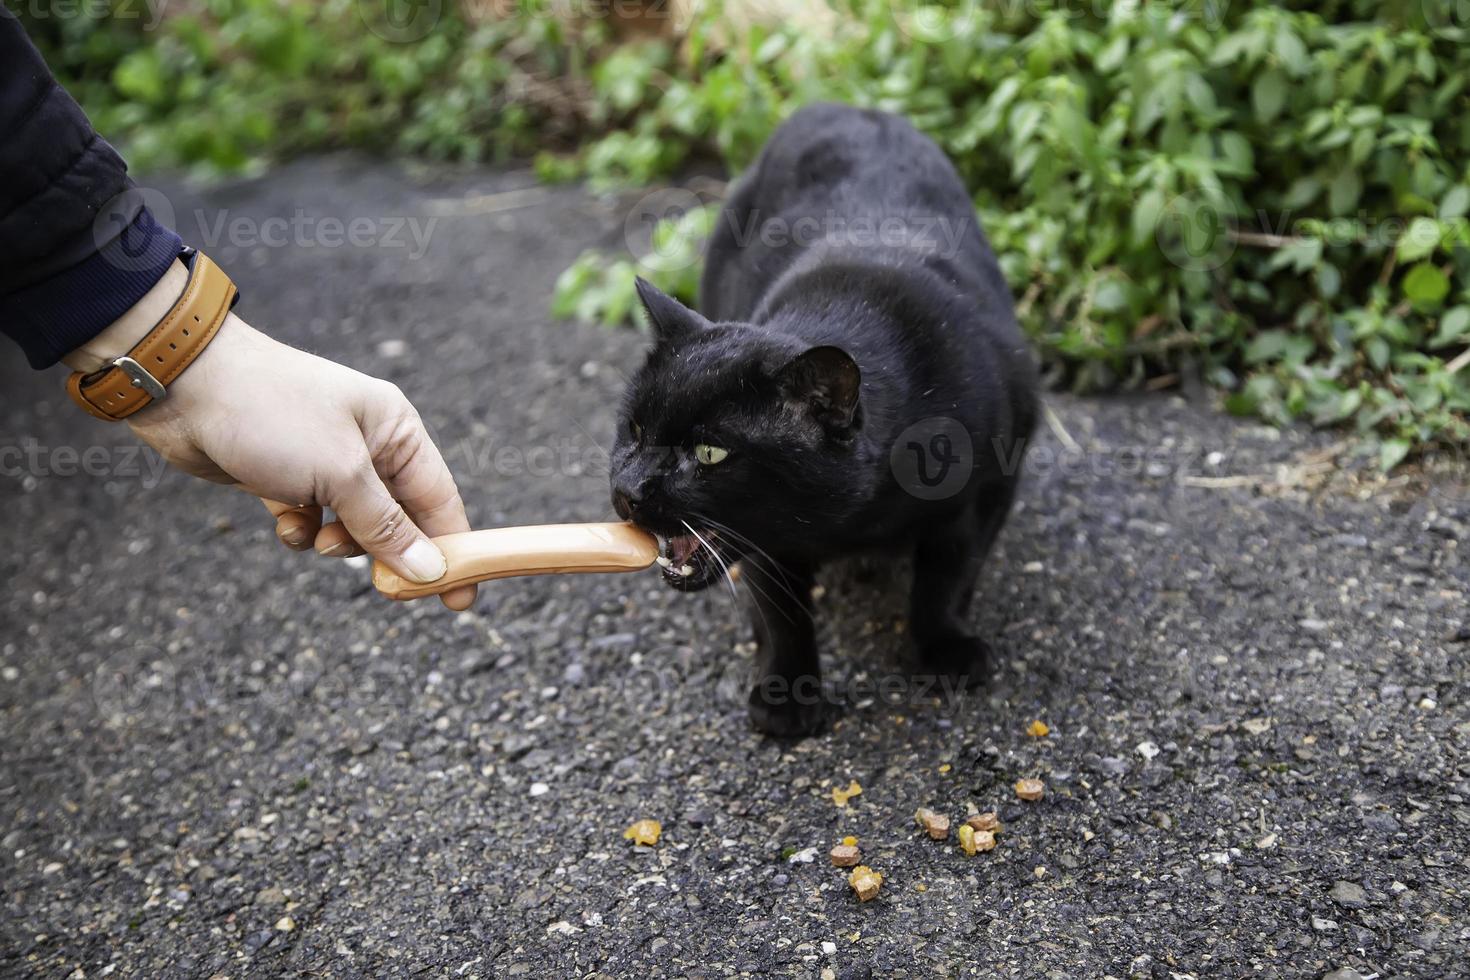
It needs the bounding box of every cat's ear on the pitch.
[778,345,862,432]
[635,277,705,344]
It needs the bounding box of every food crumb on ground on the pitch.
[831,780,863,807]
[830,843,861,867]
[966,811,1001,833]
[915,807,950,840]
[1015,778,1045,801]
[1027,719,1050,737]
[622,819,661,846]
[848,865,883,902]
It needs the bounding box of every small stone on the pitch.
[1014,778,1045,801]
[529,783,549,797]
[1322,970,1366,980]
[274,916,296,932]
[254,886,286,906]
[1329,881,1367,908]
[1023,561,1044,573]
[1137,741,1160,760]
[830,844,861,867]
[1312,916,1338,932]
[821,941,837,955]
[376,339,407,358]
[915,807,950,840]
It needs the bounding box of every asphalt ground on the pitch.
[2,158,1468,978]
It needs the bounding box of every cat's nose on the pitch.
[611,481,646,522]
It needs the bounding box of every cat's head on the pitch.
[610,278,863,591]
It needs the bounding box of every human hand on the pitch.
[121,313,476,610]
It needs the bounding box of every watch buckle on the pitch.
[112,356,168,402]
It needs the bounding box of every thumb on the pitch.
[326,464,447,584]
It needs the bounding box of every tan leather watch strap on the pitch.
[66,251,238,422]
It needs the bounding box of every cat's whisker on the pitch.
[683,520,742,610]
[685,512,813,627]
[693,515,816,618]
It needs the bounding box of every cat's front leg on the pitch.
[908,486,1014,687]
[743,557,825,737]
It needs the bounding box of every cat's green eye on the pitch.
[694,444,729,465]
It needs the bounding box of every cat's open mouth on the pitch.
[652,529,729,592]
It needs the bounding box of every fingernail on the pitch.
[321,542,352,558]
[281,528,307,547]
[401,538,447,582]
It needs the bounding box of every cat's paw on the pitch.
[916,635,994,690]
[747,683,827,738]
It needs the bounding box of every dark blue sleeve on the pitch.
[0,208,183,368]
[0,15,183,369]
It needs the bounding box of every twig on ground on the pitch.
[1043,402,1082,454]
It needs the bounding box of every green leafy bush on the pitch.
[22,0,1470,459]
[551,1,1470,463]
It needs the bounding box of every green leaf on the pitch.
[1402,263,1451,309]
[112,50,168,104]
[1328,168,1362,216]
[1440,185,1470,221]
[1377,438,1411,472]
[1245,329,1291,364]
[1396,218,1442,262]
[1430,306,1470,348]
[1274,27,1310,77]
[1251,69,1288,123]
[1132,188,1166,246]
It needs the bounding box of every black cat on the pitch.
[610,103,1038,736]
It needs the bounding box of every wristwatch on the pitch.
[66,247,238,422]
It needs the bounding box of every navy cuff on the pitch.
[0,208,183,369]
